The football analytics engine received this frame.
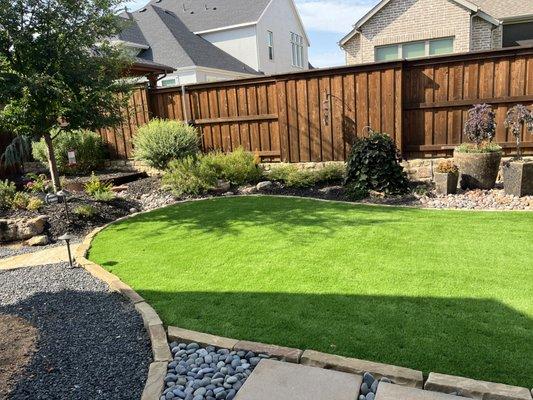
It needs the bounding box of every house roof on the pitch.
[117,12,149,48]
[340,0,533,46]
[121,5,261,76]
[145,0,272,33]
[470,0,533,21]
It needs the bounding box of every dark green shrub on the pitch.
[32,130,106,175]
[163,156,218,197]
[316,163,345,183]
[345,132,408,199]
[202,148,262,186]
[133,119,199,170]
[74,205,98,218]
[268,163,344,188]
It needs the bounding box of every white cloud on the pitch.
[295,0,374,34]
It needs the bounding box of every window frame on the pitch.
[267,30,274,61]
[290,32,304,68]
[375,37,454,62]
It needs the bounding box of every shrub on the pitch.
[345,131,409,199]
[202,148,262,186]
[460,104,500,153]
[0,180,17,210]
[267,164,298,182]
[24,173,50,193]
[436,160,459,175]
[11,192,30,210]
[133,119,199,170]
[163,156,218,197]
[74,205,98,218]
[32,130,106,175]
[26,197,44,211]
[504,104,533,158]
[316,163,345,183]
[84,173,115,201]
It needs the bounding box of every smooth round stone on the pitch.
[215,391,227,399]
[197,349,208,356]
[220,367,228,374]
[193,397,203,400]
[176,350,187,357]
[167,382,177,387]
[232,381,242,391]
[173,390,186,399]
[211,378,224,385]
[226,389,236,400]
[359,396,365,400]
[206,346,215,352]
[213,387,225,395]
[370,380,379,393]
[363,372,375,387]
[187,343,200,350]
[205,355,213,364]
[249,357,260,366]
[366,393,375,400]
[217,349,230,355]
[216,361,225,369]
[244,351,255,359]
[165,375,178,383]
[241,363,250,370]
[226,376,238,384]
[360,382,370,395]
[213,372,224,379]
[223,383,232,389]
[166,392,175,399]
[194,387,207,396]
[178,343,187,349]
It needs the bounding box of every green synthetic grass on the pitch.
[89,196,533,387]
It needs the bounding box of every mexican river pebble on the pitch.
[359,372,393,400]
[162,342,269,400]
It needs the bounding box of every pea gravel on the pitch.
[0,263,152,400]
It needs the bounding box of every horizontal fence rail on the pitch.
[2,46,531,177]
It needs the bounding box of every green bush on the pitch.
[32,130,106,175]
[84,173,115,202]
[345,132,409,199]
[25,173,51,193]
[268,163,344,188]
[0,180,17,210]
[133,119,199,170]
[74,205,98,218]
[202,148,261,186]
[316,163,345,183]
[11,192,30,210]
[163,156,218,197]
[26,197,44,211]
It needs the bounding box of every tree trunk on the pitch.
[44,131,62,192]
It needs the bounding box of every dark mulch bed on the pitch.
[2,193,139,241]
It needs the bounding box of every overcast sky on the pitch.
[123,0,378,67]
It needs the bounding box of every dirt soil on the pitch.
[0,314,38,399]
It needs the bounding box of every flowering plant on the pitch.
[504,104,533,159]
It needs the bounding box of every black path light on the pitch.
[58,233,75,268]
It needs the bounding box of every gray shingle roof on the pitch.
[146,0,272,32]
[117,12,149,47]
[471,0,533,20]
[125,5,261,75]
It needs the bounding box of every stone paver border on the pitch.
[75,198,533,400]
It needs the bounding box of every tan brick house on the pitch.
[340,0,533,65]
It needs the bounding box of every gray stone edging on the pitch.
[76,199,533,400]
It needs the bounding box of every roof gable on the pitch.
[145,0,272,33]
[131,5,261,75]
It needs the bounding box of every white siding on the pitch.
[200,26,260,71]
[256,0,309,74]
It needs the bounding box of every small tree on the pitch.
[504,104,533,159]
[0,0,133,191]
[464,104,496,149]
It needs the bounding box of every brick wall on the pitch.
[342,0,503,64]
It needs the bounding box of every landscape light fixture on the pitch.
[59,233,74,268]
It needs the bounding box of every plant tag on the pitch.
[68,149,77,166]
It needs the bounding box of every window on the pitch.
[267,31,274,60]
[375,37,454,61]
[161,78,177,87]
[429,38,454,55]
[291,32,304,68]
[502,22,533,47]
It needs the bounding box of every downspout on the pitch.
[181,85,189,123]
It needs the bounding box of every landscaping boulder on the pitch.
[256,181,273,191]
[25,235,50,246]
[0,216,48,242]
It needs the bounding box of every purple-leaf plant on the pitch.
[504,104,533,159]
[464,104,496,148]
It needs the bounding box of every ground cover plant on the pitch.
[89,196,533,387]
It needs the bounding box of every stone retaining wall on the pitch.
[76,202,533,400]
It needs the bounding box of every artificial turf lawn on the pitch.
[89,196,533,387]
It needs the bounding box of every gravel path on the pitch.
[0,264,152,400]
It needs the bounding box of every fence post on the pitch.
[396,63,404,157]
[276,79,290,162]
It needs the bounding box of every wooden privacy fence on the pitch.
[100,46,533,162]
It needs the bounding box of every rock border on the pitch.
[75,197,533,400]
